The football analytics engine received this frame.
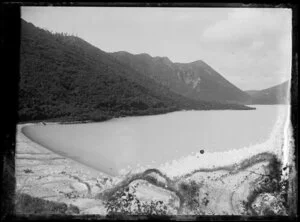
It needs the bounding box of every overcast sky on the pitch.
[21,7,291,91]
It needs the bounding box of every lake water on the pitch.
[22,105,288,176]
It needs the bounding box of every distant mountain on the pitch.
[19,19,252,122]
[111,51,252,104]
[246,81,290,104]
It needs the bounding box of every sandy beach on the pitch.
[16,123,114,214]
[15,107,293,215]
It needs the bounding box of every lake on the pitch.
[22,105,288,176]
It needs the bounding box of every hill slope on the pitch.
[111,51,252,104]
[246,81,290,104]
[19,19,253,122]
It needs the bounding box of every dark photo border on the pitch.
[1,2,298,221]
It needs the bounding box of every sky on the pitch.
[21,7,292,91]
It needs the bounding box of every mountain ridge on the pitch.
[111,51,252,104]
[19,19,253,122]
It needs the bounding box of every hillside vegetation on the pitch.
[19,20,253,123]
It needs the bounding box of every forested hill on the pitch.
[19,19,253,122]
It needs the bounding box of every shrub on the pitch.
[105,186,168,215]
[244,156,289,215]
[179,180,204,214]
[23,169,33,174]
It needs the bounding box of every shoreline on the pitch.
[16,123,116,214]
[17,103,259,125]
[15,106,293,215]
[17,105,289,179]
[158,105,290,178]
[17,104,290,126]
